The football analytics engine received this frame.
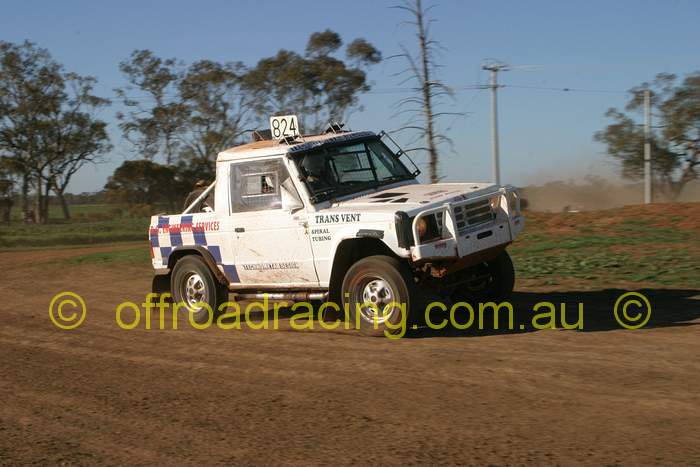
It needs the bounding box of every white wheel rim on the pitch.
[359,278,396,324]
[183,272,207,310]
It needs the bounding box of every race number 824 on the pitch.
[269,115,300,139]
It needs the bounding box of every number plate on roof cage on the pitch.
[269,115,300,140]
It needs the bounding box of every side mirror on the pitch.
[281,183,303,212]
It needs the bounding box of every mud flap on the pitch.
[151,274,172,300]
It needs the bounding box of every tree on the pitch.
[391,0,458,183]
[117,51,251,182]
[177,59,251,180]
[0,160,14,224]
[104,160,183,207]
[0,41,110,223]
[116,50,187,165]
[0,153,25,216]
[116,37,379,198]
[595,72,700,200]
[242,29,381,134]
[0,41,61,221]
[241,50,308,125]
[42,74,111,219]
[0,159,14,197]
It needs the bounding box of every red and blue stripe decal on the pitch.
[151,215,239,283]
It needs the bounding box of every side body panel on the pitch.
[149,211,240,283]
[307,211,405,287]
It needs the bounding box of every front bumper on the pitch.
[409,186,524,261]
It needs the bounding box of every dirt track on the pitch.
[1,245,699,465]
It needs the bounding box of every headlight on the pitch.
[416,217,428,238]
[489,195,502,211]
[506,191,518,213]
[416,215,440,244]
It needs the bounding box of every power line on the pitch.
[502,84,626,94]
[102,83,628,100]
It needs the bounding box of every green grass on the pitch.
[515,231,693,255]
[512,248,699,286]
[0,216,148,248]
[8,203,115,221]
[64,247,149,266]
[510,209,700,288]
[1,203,173,248]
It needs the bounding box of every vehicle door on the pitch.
[228,157,319,287]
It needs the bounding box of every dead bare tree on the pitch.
[391,0,459,183]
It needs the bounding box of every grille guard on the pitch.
[409,185,523,260]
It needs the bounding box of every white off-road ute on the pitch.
[149,117,524,335]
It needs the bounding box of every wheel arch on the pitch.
[327,237,404,302]
[167,246,229,286]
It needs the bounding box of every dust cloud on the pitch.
[520,179,700,212]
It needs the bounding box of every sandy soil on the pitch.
[1,245,699,465]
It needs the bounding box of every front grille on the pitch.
[433,199,495,236]
[452,199,495,233]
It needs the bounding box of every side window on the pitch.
[231,159,292,213]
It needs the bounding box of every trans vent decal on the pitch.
[314,213,361,224]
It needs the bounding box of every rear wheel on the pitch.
[451,250,515,303]
[171,255,228,324]
[341,255,414,337]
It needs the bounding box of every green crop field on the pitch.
[0,203,150,248]
[510,203,700,288]
[0,217,148,248]
[8,203,116,221]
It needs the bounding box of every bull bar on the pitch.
[409,185,523,260]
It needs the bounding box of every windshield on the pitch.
[296,138,414,203]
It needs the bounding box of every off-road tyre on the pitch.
[171,255,229,325]
[341,255,415,337]
[452,250,515,303]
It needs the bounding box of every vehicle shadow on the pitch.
[406,288,700,338]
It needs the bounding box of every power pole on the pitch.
[482,61,508,185]
[643,89,652,204]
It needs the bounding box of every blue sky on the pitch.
[3,0,699,192]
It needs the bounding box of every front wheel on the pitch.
[341,255,414,337]
[171,255,229,324]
